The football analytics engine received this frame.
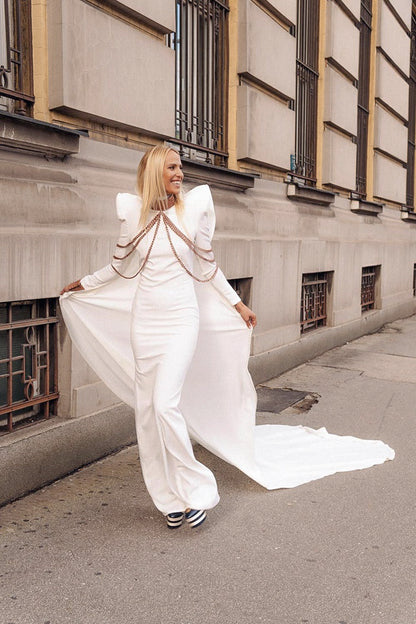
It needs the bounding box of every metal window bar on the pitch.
[356,0,372,197]
[295,0,319,184]
[413,263,416,297]
[173,0,229,166]
[300,272,328,333]
[361,266,376,312]
[0,299,59,434]
[0,0,34,115]
[406,10,416,208]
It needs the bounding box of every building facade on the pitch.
[1,0,416,501]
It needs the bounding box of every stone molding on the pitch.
[400,207,416,222]
[286,180,336,206]
[350,198,384,216]
[0,111,81,158]
[182,158,256,191]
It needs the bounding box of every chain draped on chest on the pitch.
[111,206,219,283]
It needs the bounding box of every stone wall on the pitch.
[2,0,416,503]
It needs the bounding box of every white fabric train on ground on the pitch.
[60,185,394,491]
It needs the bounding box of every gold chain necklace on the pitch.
[111,208,218,282]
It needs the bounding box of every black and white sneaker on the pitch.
[184,509,207,528]
[166,512,185,529]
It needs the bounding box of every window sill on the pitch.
[286,181,335,206]
[0,111,83,158]
[350,199,384,216]
[181,157,256,191]
[400,207,416,222]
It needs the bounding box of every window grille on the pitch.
[361,266,377,312]
[0,0,34,115]
[294,0,319,184]
[300,272,329,333]
[356,0,372,197]
[406,10,416,208]
[0,299,58,434]
[413,263,416,296]
[170,0,229,166]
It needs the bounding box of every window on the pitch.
[406,10,416,209]
[0,0,34,116]
[356,0,372,197]
[171,0,229,166]
[413,263,416,296]
[300,272,332,333]
[361,265,380,312]
[0,299,58,434]
[227,277,252,307]
[294,0,319,184]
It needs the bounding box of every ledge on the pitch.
[350,198,384,216]
[286,180,335,206]
[181,157,257,191]
[0,111,83,158]
[104,0,174,34]
[0,404,135,506]
[400,206,416,222]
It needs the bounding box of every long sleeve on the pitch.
[80,196,137,290]
[195,209,241,306]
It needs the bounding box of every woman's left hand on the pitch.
[235,301,257,329]
[60,279,84,295]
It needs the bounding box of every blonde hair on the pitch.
[137,146,184,228]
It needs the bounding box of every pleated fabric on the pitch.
[60,185,394,508]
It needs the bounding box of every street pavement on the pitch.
[1,315,416,624]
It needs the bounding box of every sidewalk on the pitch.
[1,316,416,624]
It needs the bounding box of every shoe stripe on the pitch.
[186,510,207,527]
[189,512,206,528]
[166,512,184,528]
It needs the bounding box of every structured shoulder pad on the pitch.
[116,192,141,222]
[184,184,212,208]
[184,184,215,240]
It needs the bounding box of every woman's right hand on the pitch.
[234,301,257,329]
[60,279,85,295]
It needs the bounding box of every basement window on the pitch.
[413,263,416,296]
[361,265,381,312]
[0,299,59,434]
[300,272,333,333]
[228,277,253,307]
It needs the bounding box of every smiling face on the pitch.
[163,150,184,196]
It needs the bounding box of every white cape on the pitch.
[60,186,394,490]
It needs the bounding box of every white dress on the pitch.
[60,185,394,514]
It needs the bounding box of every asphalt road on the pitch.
[1,316,415,624]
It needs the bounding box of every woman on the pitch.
[61,146,394,530]
[61,146,257,529]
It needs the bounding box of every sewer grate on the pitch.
[256,387,310,413]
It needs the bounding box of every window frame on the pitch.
[0,0,34,116]
[300,271,333,333]
[355,0,372,198]
[294,0,320,185]
[406,9,416,209]
[0,299,59,435]
[170,0,229,166]
[361,265,381,313]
